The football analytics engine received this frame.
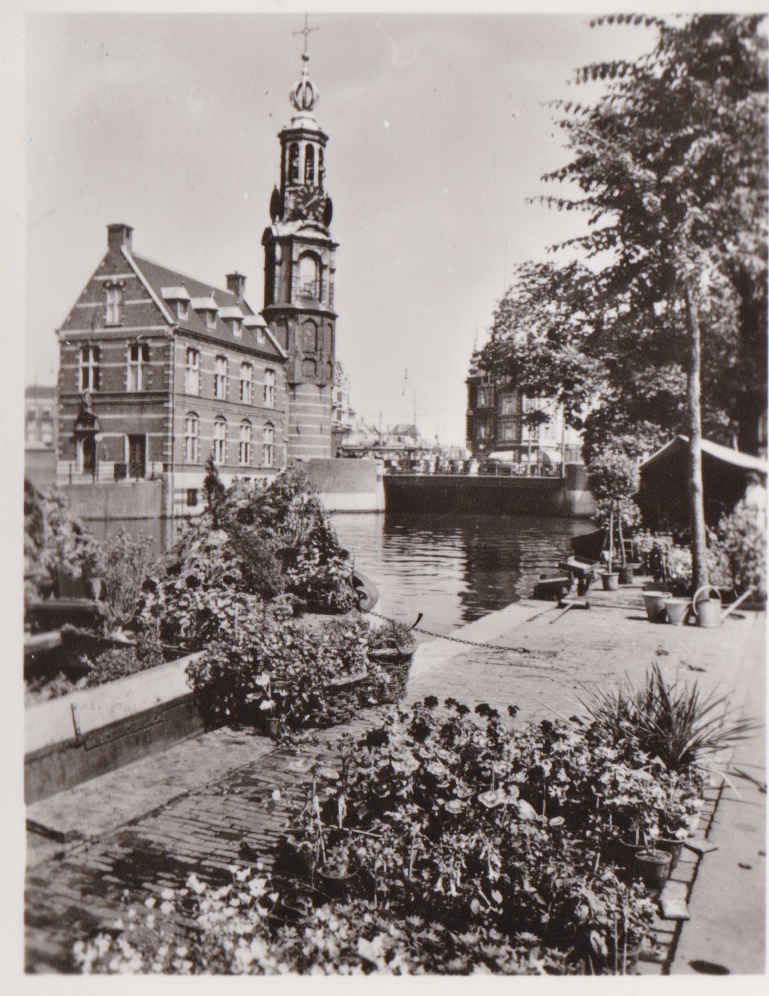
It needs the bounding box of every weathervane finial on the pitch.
[293,12,319,63]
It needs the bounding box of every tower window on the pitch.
[318,147,325,190]
[127,342,149,391]
[304,144,315,185]
[288,143,300,184]
[184,412,200,463]
[79,345,100,391]
[213,417,227,464]
[239,420,252,466]
[214,356,228,400]
[264,368,275,408]
[263,423,275,468]
[185,348,200,395]
[298,255,319,298]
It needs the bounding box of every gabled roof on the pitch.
[127,251,285,361]
[642,435,768,475]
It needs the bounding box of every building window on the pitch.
[263,423,274,468]
[185,348,200,395]
[256,328,266,345]
[186,488,198,507]
[288,142,300,184]
[79,345,100,391]
[127,342,149,391]
[105,285,122,325]
[264,369,275,408]
[499,394,515,416]
[213,417,227,464]
[232,318,242,339]
[184,412,200,463]
[177,300,189,321]
[214,356,228,400]
[239,420,252,466]
[305,144,315,185]
[298,255,319,298]
[206,309,217,330]
[41,412,53,445]
[318,147,325,189]
[240,362,253,404]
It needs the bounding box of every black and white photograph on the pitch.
[14,1,767,980]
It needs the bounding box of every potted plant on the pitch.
[634,845,672,890]
[587,449,640,589]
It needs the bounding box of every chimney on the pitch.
[226,272,246,300]
[107,223,133,252]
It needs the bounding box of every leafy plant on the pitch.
[186,616,390,732]
[582,662,760,773]
[708,497,767,599]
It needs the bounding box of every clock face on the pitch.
[293,186,328,223]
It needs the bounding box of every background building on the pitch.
[465,345,582,473]
[25,385,57,489]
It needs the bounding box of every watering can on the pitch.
[691,585,754,628]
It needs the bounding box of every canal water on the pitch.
[330,513,588,637]
[86,512,590,638]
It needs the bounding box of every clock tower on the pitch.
[262,36,337,461]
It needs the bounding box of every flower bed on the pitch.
[185,615,413,735]
[75,693,710,975]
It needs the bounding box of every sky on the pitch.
[24,5,657,446]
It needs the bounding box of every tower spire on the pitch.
[289,14,320,114]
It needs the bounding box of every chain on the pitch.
[363,608,559,660]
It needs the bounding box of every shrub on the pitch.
[100,528,158,628]
[708,499,766,599]
[24,482,104,601]
[186,616,390,732]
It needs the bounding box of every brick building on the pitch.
[53,45,340,515]
[465,346,582,472]
[56,223,287,516]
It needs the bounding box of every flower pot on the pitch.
[601,572,620,591]
[619,564,634,585]
[664,597,690,626]
[634,848,672,890]
[643,591,672,623]
[316,865,356,899]
[654,838,684,872]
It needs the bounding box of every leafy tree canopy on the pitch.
[482,14,767,462]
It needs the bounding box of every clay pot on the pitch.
[654,838,684,872]
[601,572,620,591]
[643,591,672,623]
[619,564,634,585]
[664,597,691,626]
[634,848,672,890]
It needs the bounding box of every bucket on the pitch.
[601,572,620,591]
[643,591,672,623]
[664,597,690,626]
[692,586,722,628]
[634,848,672,890]
[619,564,634,585]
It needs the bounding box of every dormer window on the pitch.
[220,305,244,339]
[161,286,191,322]
[232,318,242,338]
[191,296,218,329]
[257,328,266,345]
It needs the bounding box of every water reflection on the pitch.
[332,512,588,636]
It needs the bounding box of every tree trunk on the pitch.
[684,282,709,592]
[608,503,614,573]
[617,499,626,567]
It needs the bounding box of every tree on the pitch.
[484,14,767,590]
[203,454,226,528]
